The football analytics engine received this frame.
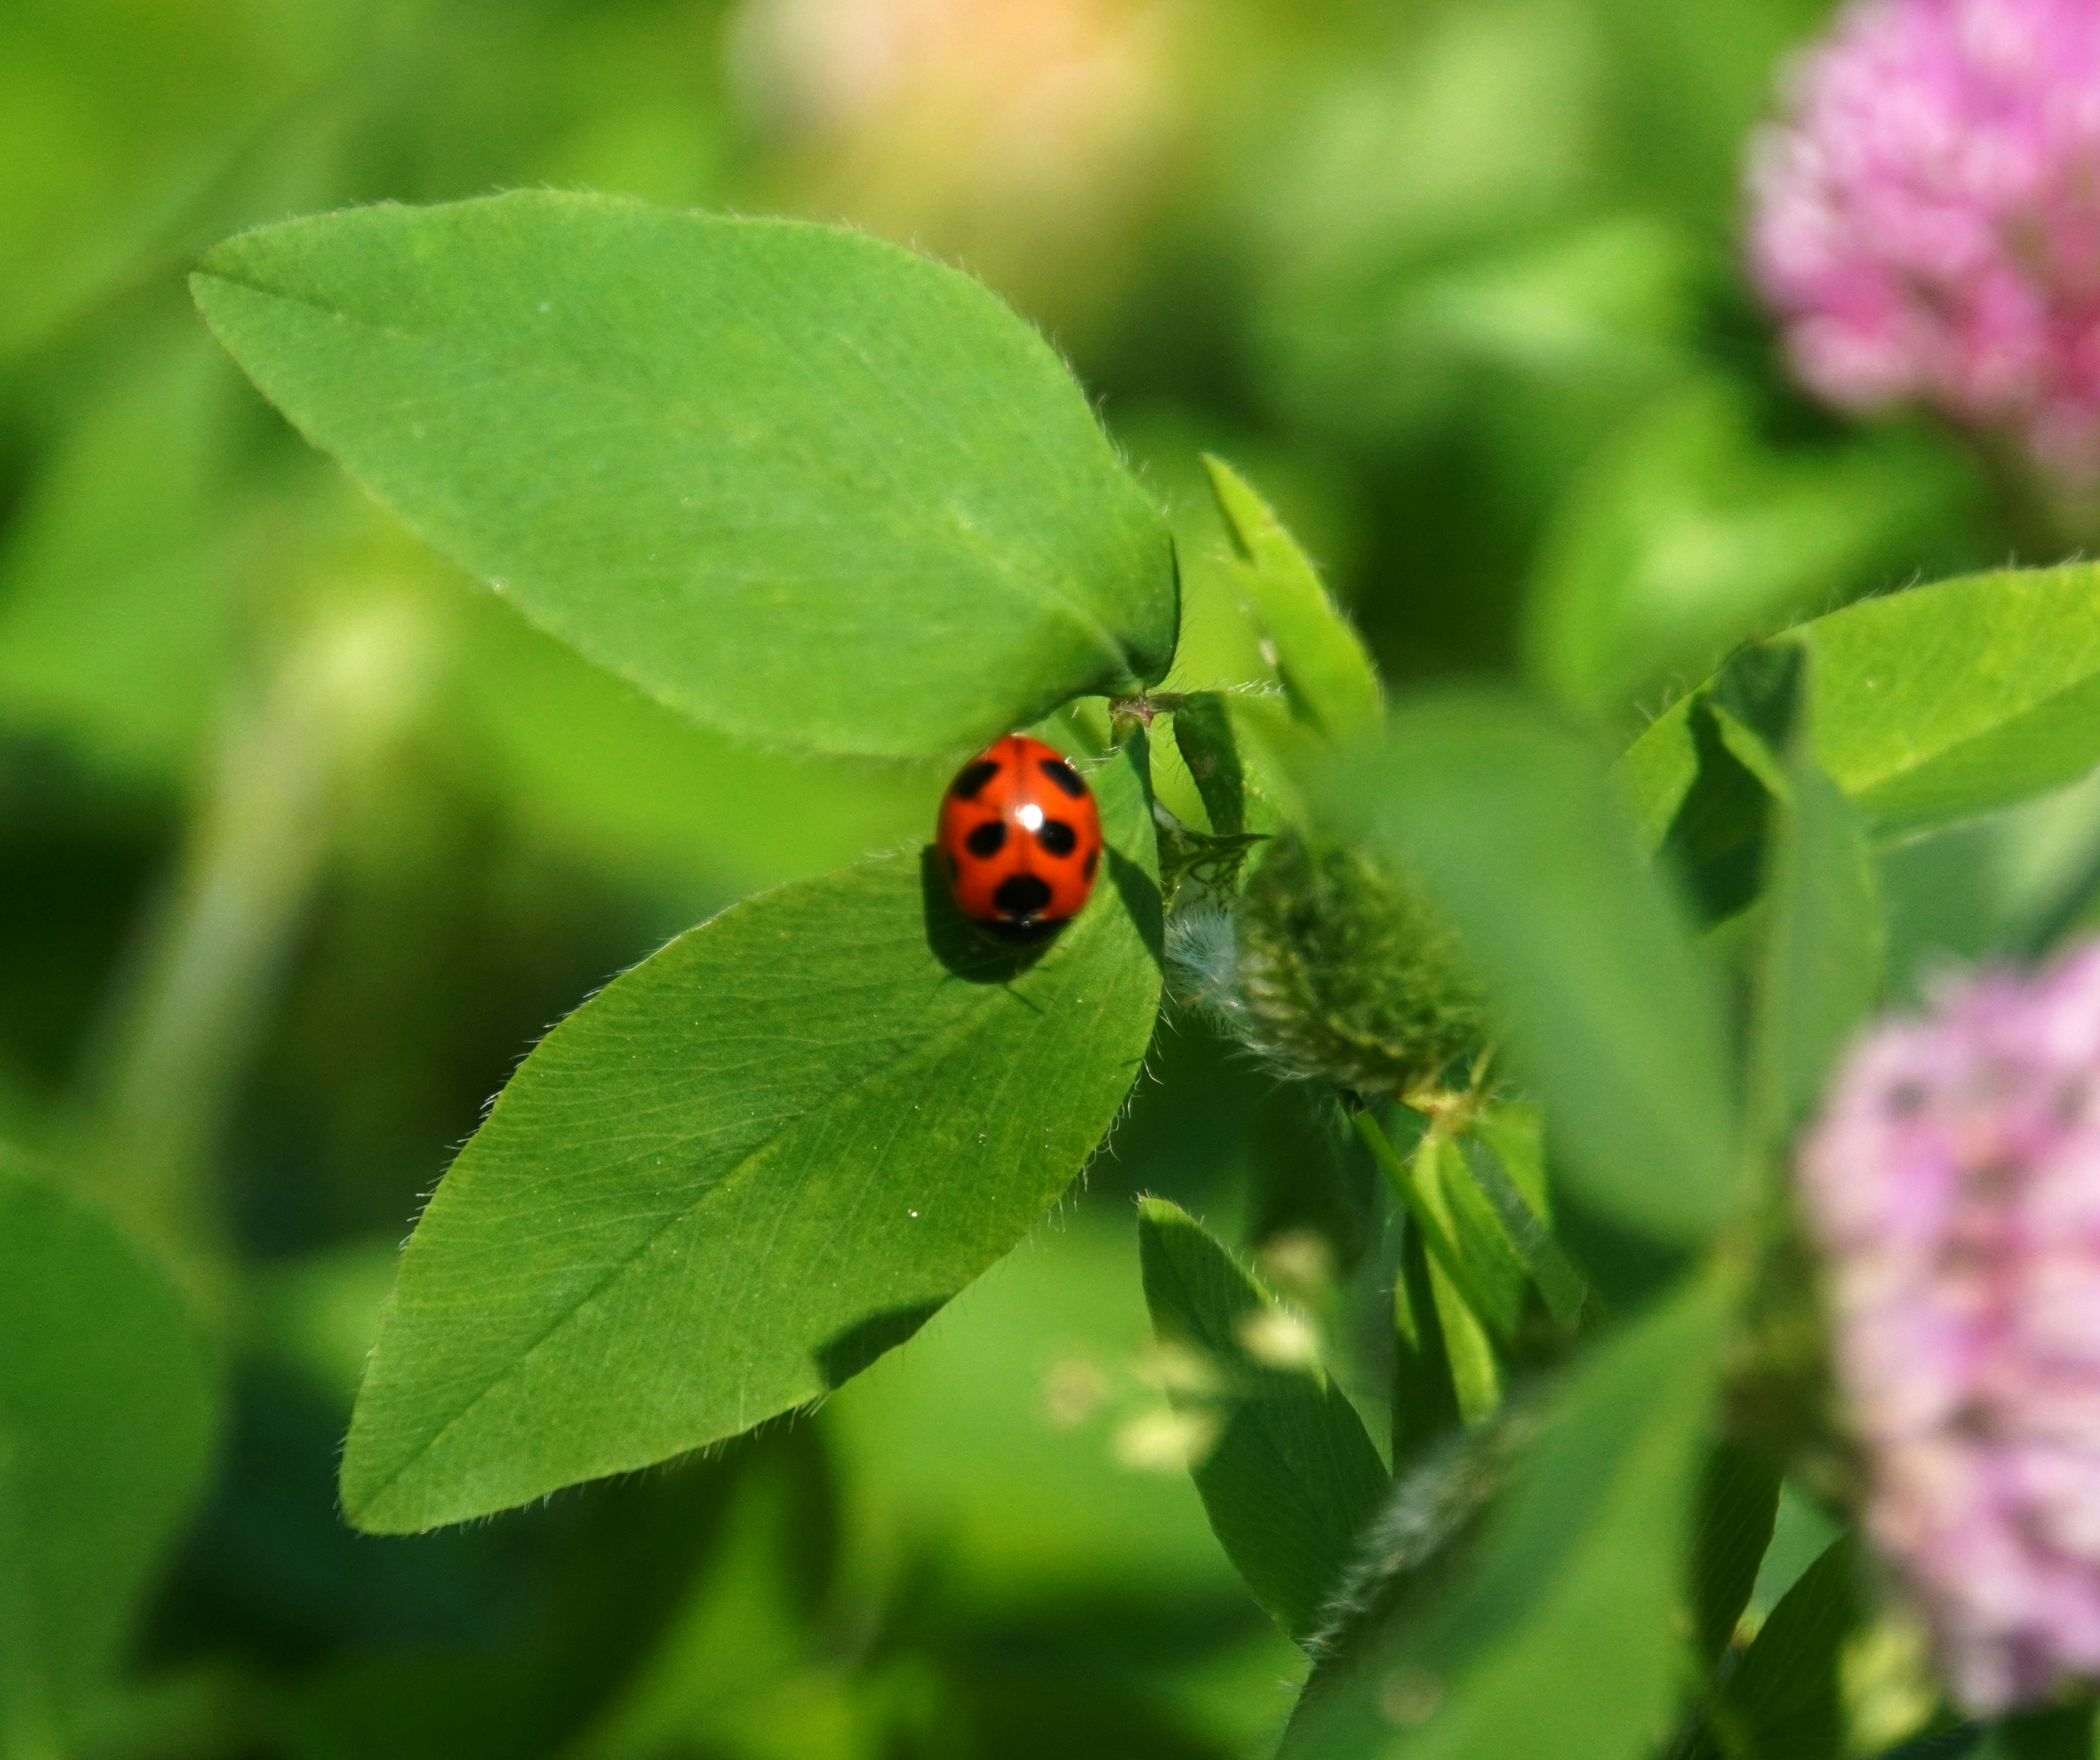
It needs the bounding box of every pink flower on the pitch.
[1800,942,2100,1711]
[1748,0,2100,484]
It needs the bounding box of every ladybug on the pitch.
[937,734,1102,940]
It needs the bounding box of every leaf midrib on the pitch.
[193,263,1143,683]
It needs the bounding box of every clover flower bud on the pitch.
[1168,835,1487,1100]
[1799,943,2100,1711]
[1748,0,2100,485]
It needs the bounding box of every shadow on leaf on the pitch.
[813,1301,945,1390]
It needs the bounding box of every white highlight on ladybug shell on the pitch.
[1016,802,1045,831]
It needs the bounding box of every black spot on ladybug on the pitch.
[1083,847,1099,880]
[952,759,1000,800]
[1036,818,1077,857]
[965,820,1006,858]
[1037,756,1086,798]
[994,874,1053,919]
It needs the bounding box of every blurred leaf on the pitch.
[1284,1267,1733,1760]
[1432,1143,1531,1338]
[1711,1536,1858,1760]
[0,0,366,358]
[1593,0,1828,224]
[290,1440,816,1760]
[1976,1701,2097,1759]
[827,1209,1258,1606]
[1244,1077,1377,1272]
[1414,1135,1527,1369]
[1457,1134,1587,1327]
[1635,694,1781,927]
[1623,565,2100,845]
[340,744,1162,1533]
[1424,1256,1501,1432]
[1137,1199,1387,1645]
[1334,692,1739,1275]
[1876,1729,1985,1760]
[1750,722,1884,1149]
[1249,9,1635,449]
[1392,1221,1463,1474]
[192,192,1178,760]
[1467,1104,1547,1219]
[1689,1441,1780,1669]
[1204,457,1381,743]
[1170,693,1249,837]
[1525,384,1969,721]
[1750,1483,1845,1623]
[0,1156,217,1744]
[445,581,934,901]
[0,339,235,780]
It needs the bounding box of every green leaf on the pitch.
[192,192,1178,759]
[1469,1104,1548,1220]
[0,338,237,782]
[0,1158,218,1745]
[1711,1536,1858,1760]
[1354,1115,1517,1350]
[1623,564,2100,845]
[1689,1441,1780,1669]
[1751,739,1884,1150]
[1413,1138,1529,1417]
[1978,1701,2097,1759]
[1284,1268,1733,1760]
[1392,1223,1463,1474]
[1170,692,1249,836]
[1457,1135,1589,1328]
[1136,1198,1387,1644]
[1425,1255,1503,1431]
[1522,381,1971,721]
[1807,564,2100,838]
[1334,692,1740,1268]
[341,742,1163,1533]
[1203,457,1381,744]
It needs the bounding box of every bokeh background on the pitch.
[2,1,2081,1755]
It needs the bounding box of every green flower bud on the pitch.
[1225,834,1488,1097]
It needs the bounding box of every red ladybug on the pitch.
[937,734,1102,940]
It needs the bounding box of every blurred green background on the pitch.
[0,1,2074,1755]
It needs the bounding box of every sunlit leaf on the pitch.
[1623,565,2100,845]
[194,192,1179,759]
[341,744,1163,1533]
[1204,457,1381,744]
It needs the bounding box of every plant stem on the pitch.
[66,602,435,1317]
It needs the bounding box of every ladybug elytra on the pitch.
[937,734,1102,940]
